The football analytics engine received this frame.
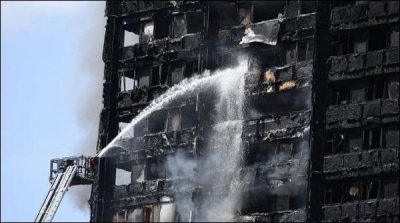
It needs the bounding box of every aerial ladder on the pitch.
[35,156,97,222]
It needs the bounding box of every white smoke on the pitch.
[69,2,105,213]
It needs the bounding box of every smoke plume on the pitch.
[68,2,105,213]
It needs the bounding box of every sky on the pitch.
[1,1,107,221]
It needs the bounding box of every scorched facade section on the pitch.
[89,1,399,222]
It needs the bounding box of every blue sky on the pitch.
[1,1,106,221]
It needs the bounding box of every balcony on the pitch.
[245,60,313,96]
[327,48,399,82]
[110,162,307,210]
[330,1,399,31]
[238,209,306,222]
[120,1,200,17]
[323,198,399,221]
[323,147,399,179]
[326,99,399,127]
[120,32,204,61]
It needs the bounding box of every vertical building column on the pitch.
[91,157,116,222]
[98,1,124,151]
[90,1,123,222]
[308,1,331,221]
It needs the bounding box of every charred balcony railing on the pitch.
[326,98,399,128]
[110,162,308,209]
[237,209,307,222]
[324,147,399,177]
[120,33,205,60]
[244,111,311,139]
[327,48,399,82]
[120,1,201,17]
[245,61,313,97]
[323,197,399,222]
[330,1,399,31]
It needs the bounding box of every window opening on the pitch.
[371,128,381,149]
[124,30,139,47]
[331,32,351,55]
[143,206,153,223]
[161,64,168,85]
[300,1,316,14]
[238,2,252,26]
[389,25,399,47]
[218,3,238,29]
[368,180,380,199]
[184,61,198,78]
[253,1,285,22]
[369,26,387,51]
[151,66,161,86]
[277,140,292,162]
[167,109,181,131]
[330,85,350,105]
[154,17,170,39]
[352,30,368,53]
[297,41,308,62]
[148,110,167,133]
[187,11,203,34]
[366,77,385,100]
[141,21,154,43]
[115,168,131,186]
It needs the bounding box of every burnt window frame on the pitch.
[367,179,381,199]
[184,58,200,78]
[168,61,185,86]
[119,70,137,91]
[166,108,182,132]
[342,180,362,203]
[363,127,382,150]
[136,66,151,89]
[139,20,155,43]
[368,25,389,51]
[217,53,235,68]
[153,16,170,39]
[186,11,204,34]
[253,1,285,23]
[383,124,400,148]
[326,131,346,155]
[366,76,385,101]
[295,38,314,62]
[181,103,198,129]
[326,128,364,155]
[300,1,316,14]
[389,24,399,48]
[345,128,363,153]
[324,181,343,204]
[148,109,167,134]
[324,176,393,205]
[331,31,352,56]
[352,29,369,54]
[331,0,355,8]
[217,2,239,29]
[349,81,366,103]
[276,139,293,163]
[145,158,167,181]
[114,209,128,222]
[237,2,253,26]
[151,64,168,87]
[143,205,153,222]
[329,84,350,105]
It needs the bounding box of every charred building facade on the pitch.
[89,1,399,222]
